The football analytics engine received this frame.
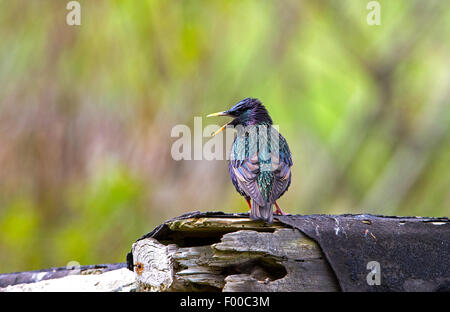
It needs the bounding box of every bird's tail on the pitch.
[250,200,273,224]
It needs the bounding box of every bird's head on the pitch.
[207,98,272,136]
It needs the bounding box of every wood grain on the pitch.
[132,217,339,292]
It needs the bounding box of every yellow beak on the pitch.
[206,111,229,117]
[207,111,232,136]
[211,121,231,136]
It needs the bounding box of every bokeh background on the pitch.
[1,0,449,273]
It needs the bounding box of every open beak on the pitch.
[211,121,231,136]
[207,111,232,136]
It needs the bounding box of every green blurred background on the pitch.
[0,0,449,273]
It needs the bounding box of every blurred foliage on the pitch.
[0,0,449,272]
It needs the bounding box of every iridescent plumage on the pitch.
[209,98,293,223]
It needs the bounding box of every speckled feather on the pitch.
[229,127,292,205]
[215,98,292,223]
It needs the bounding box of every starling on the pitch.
[207,98,293,223]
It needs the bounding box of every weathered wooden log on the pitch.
[0,263,127,288]
[1,268,135,292]
[131,217,339,292]
[2,211,448,292]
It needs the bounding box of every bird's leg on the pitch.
[274,202,287,215]
[245,198,251,212]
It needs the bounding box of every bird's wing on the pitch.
[268,132,293,203]
[230,128,292,205]
[230,137,266,206]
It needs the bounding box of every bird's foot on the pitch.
[274,202,287,215]
[245,198,252,212]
